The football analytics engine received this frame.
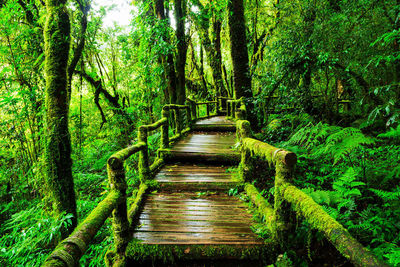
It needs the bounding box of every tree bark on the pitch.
[44,0,76,233]
[154,0,178,104]
[228,0,258,127]
[174,0,187,104]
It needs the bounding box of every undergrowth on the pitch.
[255,117,400,266]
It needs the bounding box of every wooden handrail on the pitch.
[236,119,387,267]
[43,98,221,266]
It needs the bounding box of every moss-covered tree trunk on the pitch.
[228,0,258,127]
[44,0,77,232]
[210,18,226,97]
[174,0,187,105]
[154,0,178,104]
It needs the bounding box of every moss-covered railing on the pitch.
[227,97,246,120]
[187,98,219,119]
[216,96,233,114]
[42,99,218,267]
[236,120,388,267]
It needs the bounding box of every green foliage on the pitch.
[0,206,73,266]
[287,122,375,164]
[377,125,400,144]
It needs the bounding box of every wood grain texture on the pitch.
[133,193,263,245]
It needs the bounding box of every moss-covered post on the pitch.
[175,108,183,134]
[185,105,191,127]
[227,101,232,118]
[161,107,169,149]
[138,126,150,182]
[107,157,129,267]
[237,120,252,182]
[236,98,247,120]
[273,150,297,244]
[189,101,197,121]
[206,103,210,117]
[43,0,77,233]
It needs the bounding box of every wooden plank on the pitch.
[144,200,244,206]
[141,208,251,216]
[138,219,254,228]
[156,173,231,177]
[146,194,235,201]
[143,203,248,210]
[145,201,247,209]
[170,148,235,153]
[159,169,230,174]
[133,233,262,243]
[135,225,254,234]
[139,214,253,221]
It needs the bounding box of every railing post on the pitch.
[237,120,252,182]
[138,126,150,182]
[190,101,197,121]
[216,97,220,114]
[206,103,210,118]
[227,101,231,117]
[273,151,296,244]
[107,158,129,266]
[175,108,182,134]
[185,105,191,127]
[161,107,169,149]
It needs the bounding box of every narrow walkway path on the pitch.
[130,116,263,263]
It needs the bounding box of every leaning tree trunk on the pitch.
[228,0,258,128]
[44,0,77,234]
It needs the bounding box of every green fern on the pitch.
[378,125,400,142]
[302,188,343,207]
[312,127,375,164]
[370,188,400,201]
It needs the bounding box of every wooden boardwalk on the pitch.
[131,116,264,261]
[166,117,240,163]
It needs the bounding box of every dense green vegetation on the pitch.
[0,0,399,266]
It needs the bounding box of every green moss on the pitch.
[244,184,276,232]
[242,138,277,167]
[280,182,387,266]
[44,0,76,230]
[127,183,148,224]
[125,242,274,264]
[281,182,343,234]
[43,191,121,267]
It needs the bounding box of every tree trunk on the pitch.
[43,0,76,233]
[154,0,178,104]
[174,0,187,104]
[210,18,227,97]
[228,0,258,127]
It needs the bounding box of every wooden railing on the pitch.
[187,98,219,120]
[42,99,216,267]
[236,119,387,267]
[226,97,246,120]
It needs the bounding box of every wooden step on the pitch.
[154,164,238,191]
[127,192,271,264]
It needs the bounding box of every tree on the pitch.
[174,0,188,104]
[228,0,258,127]
[43,0,77,232]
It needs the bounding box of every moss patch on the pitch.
[126,242,274,264]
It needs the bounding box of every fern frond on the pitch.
[370,188,400,201]
[377,125,400,141]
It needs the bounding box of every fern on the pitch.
[302,188,343,207]
[312,127,375,164]
[378,125,400,142]
[370,188,400,201]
